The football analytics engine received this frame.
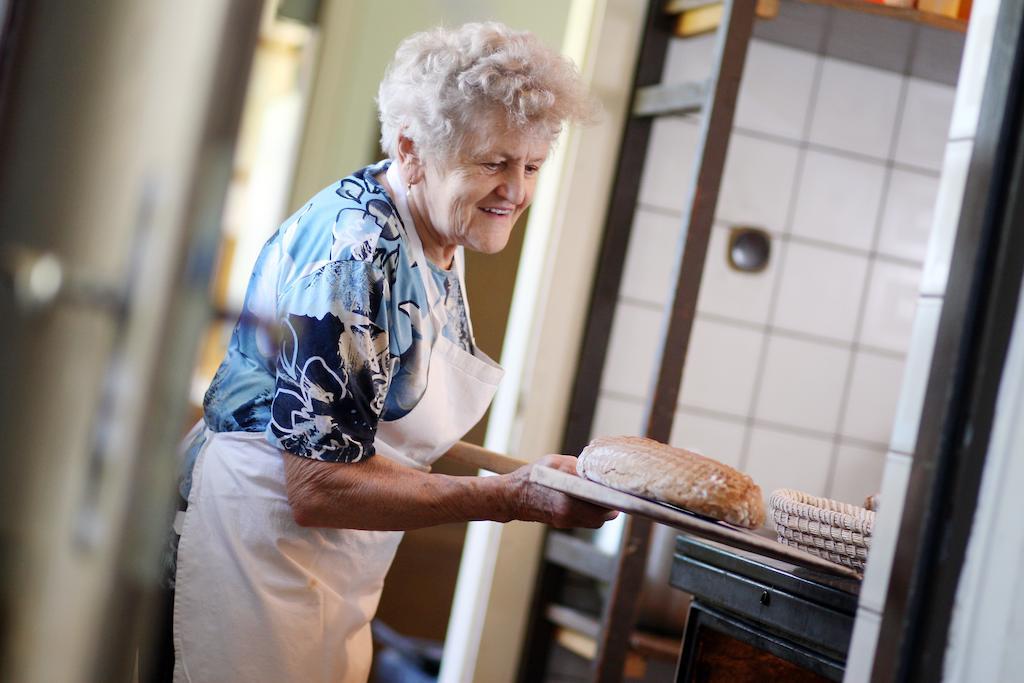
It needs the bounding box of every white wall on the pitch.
[841,0,1003,678]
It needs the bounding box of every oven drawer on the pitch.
[670,553,854,659]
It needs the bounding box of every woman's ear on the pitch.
[396,134,424,185]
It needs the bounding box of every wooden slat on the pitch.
[544,531,616,582]
[546,603,602,638]
[632,80,707,117]
[546,604,678,671]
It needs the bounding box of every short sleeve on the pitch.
[267,260,392,462]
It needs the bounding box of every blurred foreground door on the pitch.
[0,2,261,682]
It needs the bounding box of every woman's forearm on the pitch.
[283,449,617,531]
[284,452,516,530]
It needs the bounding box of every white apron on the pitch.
[172,163,504,683]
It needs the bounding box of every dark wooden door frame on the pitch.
[871,0,1024,679]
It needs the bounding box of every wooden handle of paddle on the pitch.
[441,441,527,475]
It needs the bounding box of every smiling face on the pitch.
[401,116,551,265]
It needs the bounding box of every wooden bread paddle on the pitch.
[437,441,860,579]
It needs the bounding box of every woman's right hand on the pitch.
[502,454,619,529]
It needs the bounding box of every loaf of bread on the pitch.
[577,436,765,529]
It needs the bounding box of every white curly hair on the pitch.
[377,22,596,162]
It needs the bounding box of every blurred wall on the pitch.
[0,2,261,682]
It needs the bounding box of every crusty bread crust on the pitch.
[577,436,765,529]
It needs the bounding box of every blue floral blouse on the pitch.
[181,160,472,498]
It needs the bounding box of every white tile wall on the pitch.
[678,318,764,417]
[717,133,800,232]
[697,224,781,326]
[735,40,819,140]
[859,260,922,353]
[669,409,746,468]
[829,443,886,505]
[841,351,906,444]
[809,58,903,160]
[772,242,869,343]
[591,394,645,438]
[877,169,939,263]
[894,78,957,171]
[790,150,886,251]
[592,24,970,666]
[621,207,683,308]
[600,302,662,399]
[607,50,951,525]
[746,426,833,501]
[661,32,716,85]
[638,117,701,213]
[754,335,851,434]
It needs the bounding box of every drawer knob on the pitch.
[760,589,771,606]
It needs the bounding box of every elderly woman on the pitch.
[171,21,611,683]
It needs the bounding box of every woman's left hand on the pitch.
[500,454,619,529]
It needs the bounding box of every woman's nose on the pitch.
[498,169,527,204]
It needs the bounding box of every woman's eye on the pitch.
[525,165,539,175]
[482,162,501,172]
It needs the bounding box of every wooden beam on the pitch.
[544,531,616,582]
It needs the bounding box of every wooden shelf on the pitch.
[798,0,967,32]
[543,531,616,582]
[634,80,707,117]
[666,0,968,33]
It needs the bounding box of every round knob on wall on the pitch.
[728,226,771,273]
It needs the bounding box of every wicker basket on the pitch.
[768,489,875,571]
